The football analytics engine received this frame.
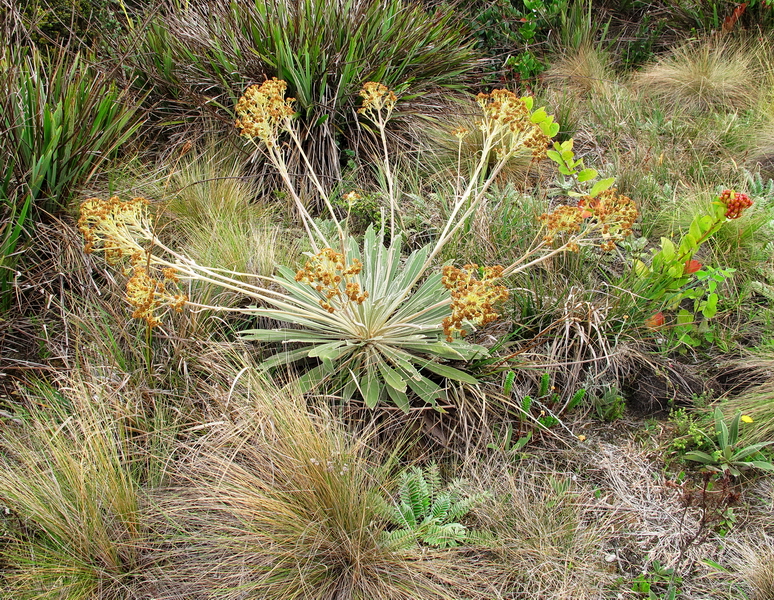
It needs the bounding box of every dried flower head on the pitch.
[358,82,397,116]
[235,78,296,147]
[718,189,753,219]
[295,248,368,312]
[578,189,638,249]
[441,264,509,341]
[539,190,638,249]
[342,191,363,206]
[451,126,470,140]
[476,89,549,158]
[538,205,585,243]
[125,264,188,328]
[79,196,188,327]
[79,196,152,262]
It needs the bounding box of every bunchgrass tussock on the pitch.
[154,369,455,599]
[632,37,762,115]
[0,379,149,599]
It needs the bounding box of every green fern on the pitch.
[378,464,490,549]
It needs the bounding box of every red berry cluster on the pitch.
[719,189,753,219]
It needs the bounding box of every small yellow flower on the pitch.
[578,435,587,442]
[741,415,754,424]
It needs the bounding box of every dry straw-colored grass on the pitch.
[544,44,615,99]
[149,367,472,599]
[0,380,153,599]
[632,37,763,114]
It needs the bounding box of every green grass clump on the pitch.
[0,381,151,599]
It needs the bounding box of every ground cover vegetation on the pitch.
[3,1,774,598]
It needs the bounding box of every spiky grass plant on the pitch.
[128,0,481,188]
[632,37,762,115]
[464,460,620,598]
[153,368,458,599]
[79,81,640,411]
[727,534,774,600]
[0,380,150,599]
[544,43,615,99]
[0,43,143,213]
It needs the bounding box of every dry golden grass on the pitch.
[148,367,469,599]
[544,44,615,99]
[632,37,763,114]
[0,379,152,599]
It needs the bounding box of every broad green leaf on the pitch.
[377,359,408,393]
[683,451,716,465]
[747,460,774,471]
[530,107,547,123]
[420,361,479,385]
[588,177,615,197]
[385,384,410,413]
[546,149,562,164]
[701,293,718,320]
[659,238,676,262]
[577,168,598,182]
[547,121,560,137]
[363,367,381,409]
[731,441,774,461]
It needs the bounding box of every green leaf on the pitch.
[701,293,718,320]
[530,107,547,123]
[577,168,598,182]
[588,177,615,197]
[385,384,410,413]
[548,122,560,137]
[660,238,676,262]
[420,361,479,385]
[546,149,562,164]
[747,460,774,472]
[377,359,408,393]
[683,451,717,465]
[363,367,381,409]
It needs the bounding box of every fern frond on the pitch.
[423,522,466,548]
[425,462,442,503]
[379,528,417,551]
[430,493,452,521]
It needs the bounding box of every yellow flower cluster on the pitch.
[125,263,187,328]
[537,205,585,243]
[538,190,638,250]
[295,248,369,313]
[579,190,638,251]
[78,196,187,328]
[476,89,550,158]
[358,82,397,116]
[235,78,296,147]
[79,196,152,263]
[441,264,509,341]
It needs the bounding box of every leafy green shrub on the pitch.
[457,0,569,86]
[128,0,481,186]
[629,190,754,345]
